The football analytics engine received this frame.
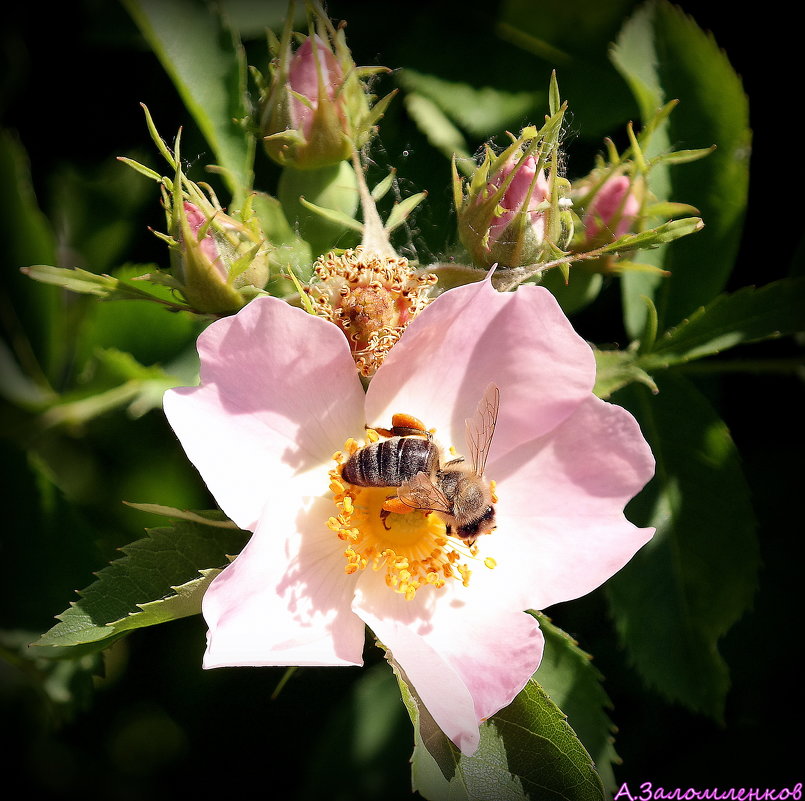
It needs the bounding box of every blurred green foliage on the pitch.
[2,1,803,798]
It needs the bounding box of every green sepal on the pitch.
[384,191,428,233]
[642,201,700,219]
[298,196,365,233]
[648,145,717,169]
[596,217,703,256]
[371,169,397,202]
[21,265,193,310]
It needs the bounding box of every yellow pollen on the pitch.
[328,434,496,600]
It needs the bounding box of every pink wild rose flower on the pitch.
[163,278,655,754]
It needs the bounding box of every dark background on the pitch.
[2,1,802,798]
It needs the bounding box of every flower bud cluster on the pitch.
[164,189,272,314]
[453,127,573,269]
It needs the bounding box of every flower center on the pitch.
[328,432,495,600]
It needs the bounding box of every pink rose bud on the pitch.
[583,175,642,241]
[455,133,572,269]
[287,37,344,141]
[168,197,271,315]
[183,202,228,282]
[259,6,394,169]
[486,155,551,250]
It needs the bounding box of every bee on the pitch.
[340,383,500,546]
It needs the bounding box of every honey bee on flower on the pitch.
[163,276,655,754]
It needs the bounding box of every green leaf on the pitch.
[532,615,619,794]
[612,1,750,336]
[397,69,541,139]
[392,657,606,800]
[108,567,222,634]
[403,92,472,165]
[607,374,759,718]
[496,0,638,139]
[123,0,254,204]
[0,338,56,408]
[639,277,805,370]
[34,514,250,654]
[123,503,242,527]
[68,263,201,366]
[592,348,657,398]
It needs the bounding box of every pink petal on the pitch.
[288,36,343,136]
[183,202,227,280]
[203,492,366,667]
[488,156,550,243]
[163,296,365,531]
[366,279,596,463]
[354,570,544,754]
[584,175,639,239]
[486,394,655,610]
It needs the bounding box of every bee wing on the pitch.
[398,472,453,514]
[465,382,500,476]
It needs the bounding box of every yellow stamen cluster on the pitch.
[328,434,478,601]
[305,247,437,377]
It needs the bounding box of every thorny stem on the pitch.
[490,244,620,291]
[413,244,621,294]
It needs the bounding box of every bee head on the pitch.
[456,505,496,546]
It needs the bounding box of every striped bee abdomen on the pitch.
[341,436,436,487]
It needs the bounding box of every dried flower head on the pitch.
[304,247,437,376]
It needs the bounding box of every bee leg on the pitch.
[382,496,415,521]
[442,457,465,468]
[391,413,428,434]
[369,423,430,440]
[391,426,431,439]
